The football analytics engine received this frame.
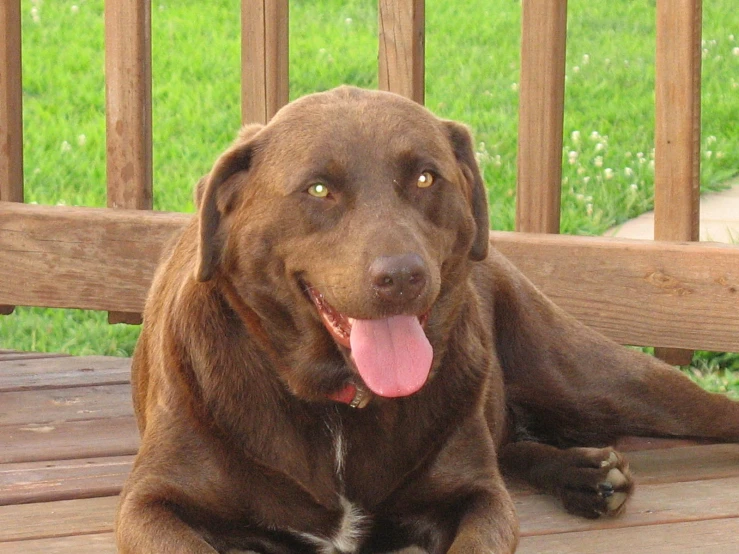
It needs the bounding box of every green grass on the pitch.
[2,0,738,392]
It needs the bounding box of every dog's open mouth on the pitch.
[304,284,432,400]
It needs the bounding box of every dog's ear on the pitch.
[443,121,490,261]
[195,124,264,282]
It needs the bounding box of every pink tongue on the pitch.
[349,315,433,398]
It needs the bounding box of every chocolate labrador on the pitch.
[116,86,739,553]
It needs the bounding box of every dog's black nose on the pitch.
[369,253,428,303]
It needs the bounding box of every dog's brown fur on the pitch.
[116,87,739,554]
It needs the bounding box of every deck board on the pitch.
[0,353,737,553]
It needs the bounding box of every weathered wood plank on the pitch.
[654,0,702,244]
[515,0,568,234]
[653,0,703,366]
[378,0,425,104]
[626,444,739,485]
[0,351,69,362]
[104,0,152,211]
[241,0,289,124]
[517,518,739,553]
[3,204,739,352]
[516,476,739,537]
[0,0,23,205]
[0,0,23,317]
[0,532,116,554]
[0,384,132,426]
[0,356,130,393]
[0,416,139,464]
[0,496,117,542]
[105,0,153,325]
[491,232,739,351]
[0,456,133,506]
[0,202,188,313]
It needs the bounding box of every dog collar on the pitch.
[329,382,371,409]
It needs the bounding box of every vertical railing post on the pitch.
[242,0,289,124]
[653,0,702,366]
[0,0,23,315]
[378,0,425,104]
[516,0,568,234]
[105,0,153,324]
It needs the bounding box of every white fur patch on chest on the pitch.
[296,496,369,554]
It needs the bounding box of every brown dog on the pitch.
[116,86,739,553]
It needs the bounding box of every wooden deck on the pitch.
[0,351,737,553]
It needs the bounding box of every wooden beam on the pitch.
[0,0,23,316]
[0,202,188,313]
[1,203,739,352]
[653,0,703,365]
[378,0,425,104]
[105,0,153,324]
[241,0,289,124]
[516,0,568,234]
[490,231,739,352]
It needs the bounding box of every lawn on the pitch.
[2,0,738,394]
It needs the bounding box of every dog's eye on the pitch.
[307,183,330,198]
[416,171,435,188]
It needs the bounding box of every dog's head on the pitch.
[194,86,489,405]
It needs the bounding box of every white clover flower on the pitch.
[511,82,519,92]
[594,156,603,168]
[583,177,591,184]
[625,151,632,158]
[71,5,79,13]
[582,54,590,65]
[733,47,739,57]
[572,66,580,73]
[345,17,353,25]
[629,183,639,192]
[61,141,72,153]
[577,166,586,175]
[604,168,614,179]
[648,160,655,170]
[625,167,634,177]
[705,150,713,159]
[567,151,578,164]
[706,135,717,145]
[590,131,600,141]
[77,134,86,146]
[595,142,605,152]
[31,7,40,23]
[571,130,581,143]
[730,34,735,42]
[586,203,593,216]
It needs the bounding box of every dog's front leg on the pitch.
[447,486,519,554]
[116,492,218,554]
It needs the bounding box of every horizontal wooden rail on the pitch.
[2,202,738,352]
[491,232,739,352]
[0,202,188,313]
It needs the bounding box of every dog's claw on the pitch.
[598,482,614,498]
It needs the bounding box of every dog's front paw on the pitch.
[556,447,634,518]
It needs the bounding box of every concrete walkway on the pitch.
[607,179,739,243]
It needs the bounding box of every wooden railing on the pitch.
[1,0,738,356]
